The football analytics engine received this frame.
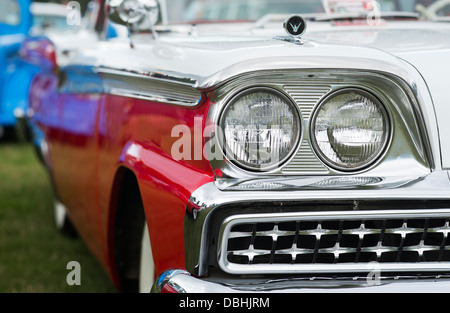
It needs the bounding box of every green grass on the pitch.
[0,140,116,293]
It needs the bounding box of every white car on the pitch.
[29,2,113,66]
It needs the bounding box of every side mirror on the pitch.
[19,37,58,71]
[105,0,159,31]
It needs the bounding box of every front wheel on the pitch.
[139,223,155,293]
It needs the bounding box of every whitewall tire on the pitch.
[54,200,77,238]
[139,223,155,293]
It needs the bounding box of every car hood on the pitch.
[76,21,450,169]
[93,21,450,88]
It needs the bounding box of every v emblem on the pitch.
[290,22,302,33]
[284,15,307,38]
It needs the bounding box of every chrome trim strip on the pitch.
[96,67,203,107]
[107,89,202,107]
[96,67,198,87]
[222,263,450,275]
[218,209,450,275]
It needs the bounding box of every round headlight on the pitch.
[311,88,390,171]
[220,88,300,171]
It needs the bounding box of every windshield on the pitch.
[0,0,21,26]
[165,0,450,23]
[32,15,80,34]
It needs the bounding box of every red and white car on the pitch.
[27,0,450,292]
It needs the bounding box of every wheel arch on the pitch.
[107,166,146,292]
[106,140,215,290]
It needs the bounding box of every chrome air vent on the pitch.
[281,84,331,174]
[218,210,450,275]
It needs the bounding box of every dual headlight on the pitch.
[220,87,390,172]
[220,88,300,171]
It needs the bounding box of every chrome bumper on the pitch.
[184,171,450,278]
[151,269,450,293]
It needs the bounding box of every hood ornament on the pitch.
[275,15,307,45]
[284,15,307,37]
[106,0,160,49]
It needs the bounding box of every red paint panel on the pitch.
[31,68,215,285]
[98,95,214,277]
[52,93,106,264]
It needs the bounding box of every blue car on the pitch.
[0,0,34,138]
[1,0,119,141]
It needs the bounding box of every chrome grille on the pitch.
[218,210,450,274]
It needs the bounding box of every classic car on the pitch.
[29,1,120,66]
[27,0,450,293]
[0,0,32,138]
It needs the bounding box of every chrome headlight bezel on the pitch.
[218,87,302,172]
[310,88,392,172]
[204,69,430,184]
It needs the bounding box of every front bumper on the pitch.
[177,171,450,292]
[151,269,450,293]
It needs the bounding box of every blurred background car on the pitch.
[0,0,32,139]
[2,0,119,142]
[29,1,119,66]
[181,0,326,22]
